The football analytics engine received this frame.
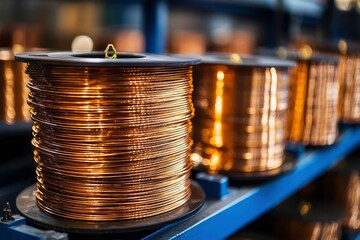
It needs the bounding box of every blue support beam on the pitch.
[144,126,360,239]
[0,122,32,136]
[143,0,168,53]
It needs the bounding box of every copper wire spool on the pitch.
[191,54,294,173]
[322,157,360,231]
[338,52,360,123]
[15,51,199,221]
[258,48,340,146]
[288,56,339,145]
[272,199,344,240]
[0,48,31,124]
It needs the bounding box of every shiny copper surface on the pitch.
[0,48,31,124]
[192,64,290,173]
[24,63,194,221]
[287,60,339,145]
[338,54,360,123]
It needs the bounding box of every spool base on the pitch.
[16,181,205,234]
[193,155,296,182]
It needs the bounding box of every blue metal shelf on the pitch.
[0,122,32,136]
[143,126,360,240]
[169,0,324,16]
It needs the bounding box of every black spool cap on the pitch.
[196,53,295,68]
[15,52,200,67]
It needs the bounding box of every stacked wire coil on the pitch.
[286,53,339,145]
[17,51,199,221]
[0,48,31,124]
[338,52,360,123]
[191,54,294,173]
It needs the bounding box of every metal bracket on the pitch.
[0,214,68,240]
[195,172,229,200]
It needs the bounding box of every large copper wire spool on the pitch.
[0,48,31,124]
[15,51,200,221]
[338,51,360,123]
[191,54,294,173]
[285,51,339,145]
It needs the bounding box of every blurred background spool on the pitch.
[16,50,201,222]
[0,48,31,125]
[271,198,344,240]
[298,40,360,125]
[337,42,360,123]
[263,47,340,146]
[191,54,294,174]
[322,156,360,231]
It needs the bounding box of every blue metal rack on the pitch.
[141,126,360,239]
[144,0,326,53]
[0,122,32,136]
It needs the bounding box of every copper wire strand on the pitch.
[287,61,339,145]
[25,63,194,221]
[192,65,289,173]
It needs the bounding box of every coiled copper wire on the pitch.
[338,53,360,123]
[191,55,293,173]
[287,56,339,145]
[24,63,194,221]
[258,48,339,146]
